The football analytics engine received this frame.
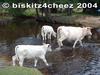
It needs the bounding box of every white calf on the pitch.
[12,44,52,67]
[41,25,56,42]
[57,26,92,48]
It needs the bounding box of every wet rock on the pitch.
[0,41,10,55]
[15,36,42,45]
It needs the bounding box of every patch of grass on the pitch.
[23,8,36,16]
[0,66,43,75]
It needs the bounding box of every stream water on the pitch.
[0,19,100,75]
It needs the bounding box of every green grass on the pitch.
[0,66,43,75]
[23,8,37,16]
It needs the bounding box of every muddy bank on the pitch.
[36,15,100,28]
[1,15,100,28]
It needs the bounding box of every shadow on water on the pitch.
[0,18,100,75]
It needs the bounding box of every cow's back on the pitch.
[65,27,83,40]
[43,26,53,32]
[16,45,45,58]
[58,26,83,40]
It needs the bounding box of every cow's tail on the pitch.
[57,27,61,40]
[52,30,56,38]
[41,27,44,39]
[15,45,19,61]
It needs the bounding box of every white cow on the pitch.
[41,25,56,42]
[12,44,52,67]
[57,26,92,48]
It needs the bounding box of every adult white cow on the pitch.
[57,26,92,48]
[12,44,52,67]
[41,25,56,42]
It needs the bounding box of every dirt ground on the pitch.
[76,16,100,28]
[51,15,100,28]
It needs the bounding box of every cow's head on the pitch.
[86,27,92,36]
[83,27,92,36]
[43,43,52,52]
[83,27,92,39]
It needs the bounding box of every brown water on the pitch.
[0,18,100,75]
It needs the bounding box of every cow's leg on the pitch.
[73,39,79,48]
[12,55,16,66]
[48,33,51,43]
[34,58,38,67]
[42,35,44,41]
[19,56,24,67]
[58,39,63,47]
[40,56,49,66]
[57,36,66,47]
[79,40,83,47]
[44,33,47,42]
[48,33,51,40]
[41,30,45,41]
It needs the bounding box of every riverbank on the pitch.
[0,15,100,28]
